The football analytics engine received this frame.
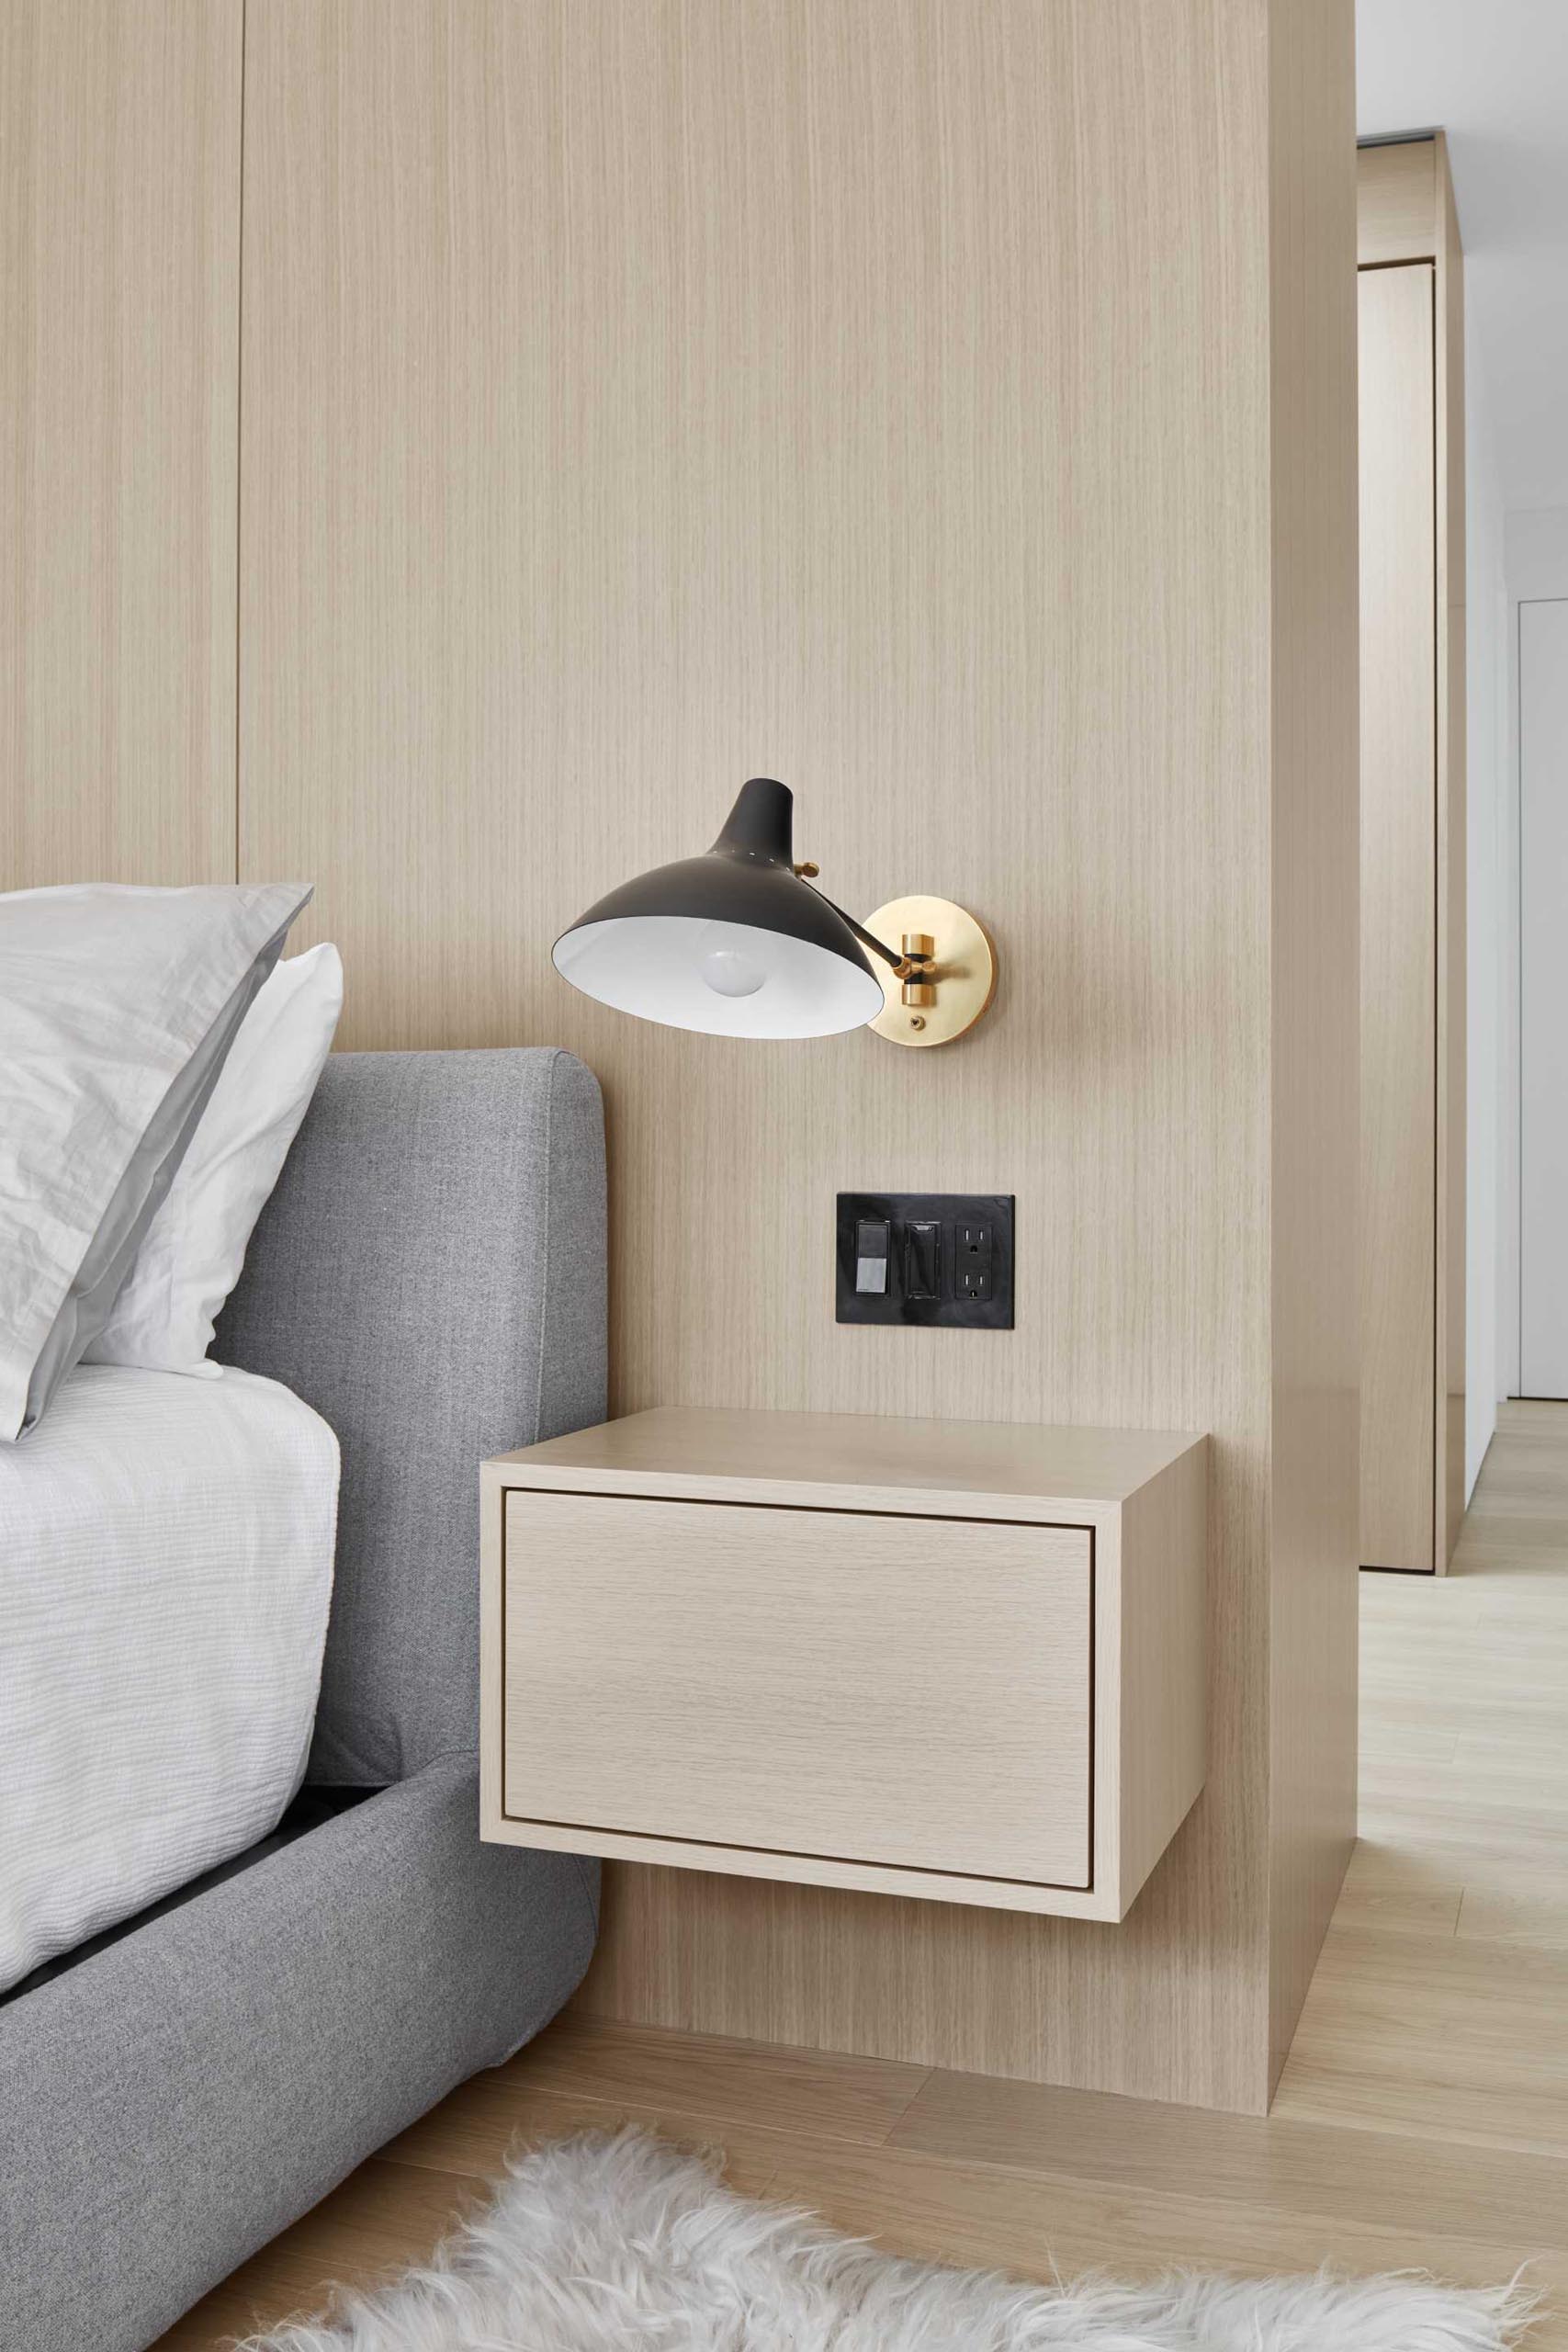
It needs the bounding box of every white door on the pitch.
[1520,597,1568,1397]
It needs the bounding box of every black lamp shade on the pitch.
[551,779,885,1038]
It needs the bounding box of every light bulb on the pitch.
[695,922,767,999]
[699,943,766,998]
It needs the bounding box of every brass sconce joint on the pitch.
[897,931,937,1007]
[863,895,997,1049]
[791,848,995,1049]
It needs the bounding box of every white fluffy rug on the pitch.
[237,2128,1533,2352]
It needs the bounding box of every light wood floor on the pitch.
[161,1402,1568,2346]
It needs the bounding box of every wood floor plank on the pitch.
[156,2159,481,2346]
[1272,2062,1568,2163]
[1357,1721,1460,1764]
[887,2069,1568,2248]
[1303,1917,1568,2003]
[1330,1877,1462,1938]
[498,2016,931,2143]
[1354,1822,1568,1875]
[1457,1883,1568,1950]
[152,2289,288,2349]
[386,2078,788,2193]
[1363,1691,1566,1736]
[757,2142,1564,2322]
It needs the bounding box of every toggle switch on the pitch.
[854,1218,890,1294]
[905,1219,941,1300]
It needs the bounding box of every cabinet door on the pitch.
[502,1489,1092,1889]
[1359,262,1437,1571]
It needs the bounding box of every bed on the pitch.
[0,1046,607,2352]
[1,1364,338,1996]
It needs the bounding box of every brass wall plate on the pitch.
[864,895,997,1047]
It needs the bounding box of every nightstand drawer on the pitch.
[482,1408,1206,1917]
[502,1488,1092,1888]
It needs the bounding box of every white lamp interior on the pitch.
[552,915,884,1039]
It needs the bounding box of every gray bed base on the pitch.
[0,1048,607,2352]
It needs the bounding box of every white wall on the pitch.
[1504,505,1568,1403]
[1464,338,1510,1492]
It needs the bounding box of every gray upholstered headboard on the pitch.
[217,1047,606,1788]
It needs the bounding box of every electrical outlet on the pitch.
[956,1219,993,1302]
[836,1193,1014,1329]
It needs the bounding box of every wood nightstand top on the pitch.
[487,1406,1205,1523]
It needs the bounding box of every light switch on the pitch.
[855,1218,890,1294]
[905,1219,941,1300]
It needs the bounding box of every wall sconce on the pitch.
[552,778,996,1047]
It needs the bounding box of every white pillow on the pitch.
[0,882,311,1441]
[89,944,344,1377]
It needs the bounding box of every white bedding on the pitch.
[0,1363,338,1992]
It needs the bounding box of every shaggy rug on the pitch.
[237,2128,1534,2352]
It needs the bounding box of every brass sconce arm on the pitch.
[795,868,932,984]
[792,861,990,1047]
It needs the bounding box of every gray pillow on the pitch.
[0,882,312,1439]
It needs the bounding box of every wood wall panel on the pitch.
[0,1,242,888]
[1265,0,1361,2079]
[1354,138,1466,1572]
[1435,134,1467,1566]
[241,0,1358,2113]
[1358,263,1438,1572]
[1355,139,1438,265]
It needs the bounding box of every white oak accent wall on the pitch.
[238,0,1359,2114]
[4,0,1359,2115]
[0,1,242,888]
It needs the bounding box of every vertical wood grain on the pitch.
[1354,135,1467,1574]
[1354,140,1438,265]
[241,0,1357,2113]
[1357,262,1438,1572]
[1265,0,1360,2081]
[0,1,242,888]
[1434,133,1467,1567]
[502,1494,1093,1889]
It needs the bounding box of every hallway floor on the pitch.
[1275,1398,1568,2158]
[162,1403,1568,2347]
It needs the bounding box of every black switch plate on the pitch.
[835,1193,1014,1329]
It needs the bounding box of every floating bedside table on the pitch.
[480,1408,1206,1920]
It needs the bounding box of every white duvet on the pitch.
[0,1363,337,1992]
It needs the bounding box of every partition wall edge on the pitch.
[1266,0,1360,2084]
[1436,131,1468,1570]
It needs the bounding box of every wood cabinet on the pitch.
[482,1408,1207,1922]
[1357,139,1466,1573]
